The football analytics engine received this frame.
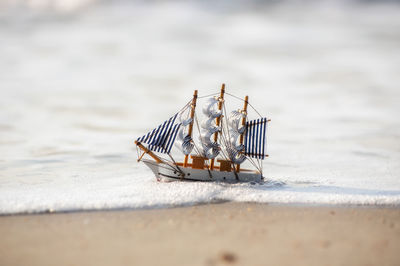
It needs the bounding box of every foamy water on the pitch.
[1,0,400,214]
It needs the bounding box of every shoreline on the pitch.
[1,202,399,266]
[1,201,400,217]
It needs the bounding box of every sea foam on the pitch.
[1,0,400,214]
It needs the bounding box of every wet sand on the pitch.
[0,203,399,266]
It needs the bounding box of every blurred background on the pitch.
[1,0,399,212]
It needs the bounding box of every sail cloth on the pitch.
[174,113,194,155]
[228,110,246,134]
[175,127,194,155]
[136,113,181,154]
[199,97,222,159]
[202,97,222,118]
[244,118,268,159]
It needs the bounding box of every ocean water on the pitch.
[1,0,400,214]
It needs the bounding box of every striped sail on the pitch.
[244,118,268,159]
[136,113,181,154]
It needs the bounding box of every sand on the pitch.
[0,203,399,266]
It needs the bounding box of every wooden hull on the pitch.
[142,159,263,182]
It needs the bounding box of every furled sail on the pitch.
[174,115,194,155]
[136,113,181,154]
[179,112,193,127]
[224,110,247,164]
[202,97,222,118]
[229,129,245,151]
[228,110,246,134]
[199,97,222,159]
[244,118,268,159]
[175,127,194,155]
[199,132,221,159]
[226,147,247,164]
[201,117,220,132]
[200,142,220,159]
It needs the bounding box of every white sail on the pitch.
[199,131,215,145]
[198,128,221,159]
[181,117,193,127]
[174,112,196,155]
[199,142,220,159]
[202,97,222,118]
[226,147,246,164]
[229,129,245,151]
[174,126,194,155]
[221,110,248,164]
[228,110,246,134]
[200,117,220,132]
[195,97,224,159]
[205,145,220,159]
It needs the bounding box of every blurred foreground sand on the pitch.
[1,202,399,266]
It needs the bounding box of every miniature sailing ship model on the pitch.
[135,84,269,182]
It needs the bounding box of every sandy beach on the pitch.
[1,1,399,265]
[1,202,399,266]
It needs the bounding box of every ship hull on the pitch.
[142,159,263,182]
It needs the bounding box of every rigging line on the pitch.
[220,102,233,156]
[249,149,262,172]
[218,131,231,163]
[225,92,264,118]
[144,101,191,158]
[178,100,192,114]
[135,144,141,160]
[161,157,185,173]
[158,155,175,165]
[147,153,182,172]
[139,100,191,153]
[222,100,232,144]
[248,102,264,119]
[247,156,261,173]
[242,127,260,171]
[193,114,209,159]
[216,101,238,178]
[209,99,226,158]
[251,155,262,173]
[225,92,244,101]
[225,93,263,172]
[152,155,179,171]
[168,153,184,176]
[193,113,213,179]
[221,100,242,165]
[193,113,205,156]
[218,133,230,160]
[192,113,212,179]
[144,160,181,173]
[221,101,240,179]
[217,118,230,161]
[197,92,220,99]
[183,102,192,119]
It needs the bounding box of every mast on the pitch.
[236,95,248,172]
[183,90,198,167]
[210,83,225,170]
[135,140,163,163]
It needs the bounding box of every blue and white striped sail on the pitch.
[244,118,268,159]
[136,113,181,154]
